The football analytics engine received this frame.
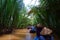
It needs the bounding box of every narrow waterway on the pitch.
[0,29,59,40]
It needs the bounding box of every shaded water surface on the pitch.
[0,29,59,40]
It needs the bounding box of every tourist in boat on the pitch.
[40,26,54,40]
[34,23,45,40]
[30,25,36,33]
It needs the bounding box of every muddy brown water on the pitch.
[0,29,59,40]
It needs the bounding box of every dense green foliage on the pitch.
[29,0,60,37]
[0,0,30,28]
[0,0,31,34]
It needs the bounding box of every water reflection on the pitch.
[25,30,36,40]
[25,33,32,40]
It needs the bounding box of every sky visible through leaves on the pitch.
[23,0,39,11]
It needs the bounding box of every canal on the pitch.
[0,29,59,40]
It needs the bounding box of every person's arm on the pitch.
[40,27,53,35]
[40,27,47,35]
[47,28,53,35]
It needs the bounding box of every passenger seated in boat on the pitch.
[34,23,45,40]
[40,26,54,40]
